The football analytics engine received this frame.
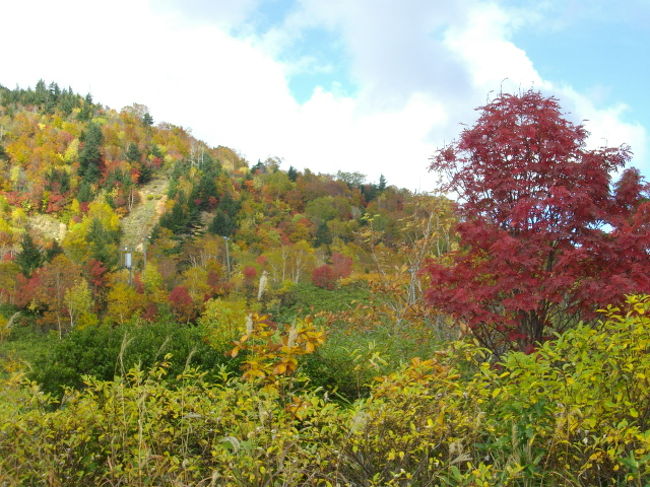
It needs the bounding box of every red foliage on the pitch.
[426,90,650,354]
[45,193,67,214]
[142,302,158,322]
[331,252,352,280]
[243,266,257,280]
[85,259,107,291]
[312,265,337,290]
[133,273,145,294]
[168,285,195,322]
[3,192,26,206]
[207,270,221,290]
[14,274,39,308]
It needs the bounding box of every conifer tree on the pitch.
[142,112,154,126]
[208,210,235,236]
[87,218,118,268]
[15,233,43,277]
[77,180,93,202]
[79,123,103,183]
[378,174,387,192]
[125,142,141,163]
[314,221,332,248]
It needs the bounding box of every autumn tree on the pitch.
[64,279,97,329]
[32,254,83,337]
[105,279,141,325]
[168,285,195,323]
[426,90,650,354]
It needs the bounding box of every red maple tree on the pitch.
[426,90,650,354]
[168,285,195,323]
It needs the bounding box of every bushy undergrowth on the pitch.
[276,282,442,401]
[276,282,372,320]
[301,324,442,401]
[29,320,239,398]
[1,296,648,486]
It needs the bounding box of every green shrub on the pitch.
[31,320,238,398]
[1,363,344,487]
[479,295,650,485]
[300,324,441,401]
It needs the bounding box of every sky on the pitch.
[1,0,648,191]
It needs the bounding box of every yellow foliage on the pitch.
[63,138,79,163]
[105,281,141,325]
[199,297,249,345]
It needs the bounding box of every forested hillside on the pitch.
[0,82,649,486]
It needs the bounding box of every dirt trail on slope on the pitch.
[120,177,168,250]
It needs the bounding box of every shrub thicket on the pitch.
[1,296,648,485]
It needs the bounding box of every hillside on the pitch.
[119,176,168,249]
[0,82,648,486]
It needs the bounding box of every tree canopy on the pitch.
[426,90,650,353]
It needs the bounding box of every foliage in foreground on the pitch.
[1,295,648,486]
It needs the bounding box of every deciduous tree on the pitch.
[426,90,650,354]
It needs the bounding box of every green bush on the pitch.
[300,324,441,401]
[1,363,343,487]
[31,320,238,398]
[478,295,650,485]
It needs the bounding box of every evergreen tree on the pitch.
[191,172,218,210]
[378,174,387,192]
[138,163,153,184]
[77,180,93,202]
[33,79,48,105]
[361,184,378,203]
[218,194,240,217]
[208,210,235,237]
[314,221,332,248]
[79,123,103,183]
[77,94,94,120]
[15,233,43,277]
[287,166,298,182]
[45,168,70,193]
[160,197,193,235]
[125,142,141,163]
[87,218,118,268]
[142,112,154,126]
[45,240,63,262]
[251,160,265,174]
[59,87,77,115]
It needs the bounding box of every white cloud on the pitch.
[1,0,646,191]
[443,3,542,90]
